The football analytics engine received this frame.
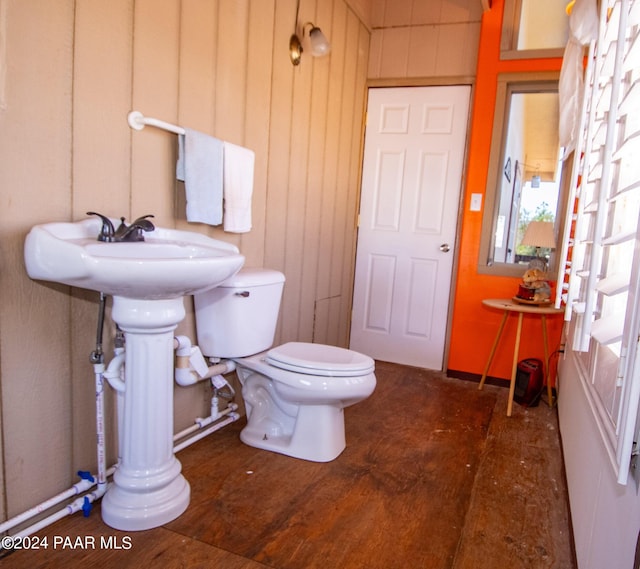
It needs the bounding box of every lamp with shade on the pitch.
[521,220,556,271]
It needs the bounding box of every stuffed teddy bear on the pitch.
[518,268,551,302]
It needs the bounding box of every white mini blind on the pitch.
[561,0,640,484]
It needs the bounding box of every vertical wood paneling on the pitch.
[311,0,370,346]
[73,0,133,218]
[367,30,383,77]
[338,16,369,345]
[131,0,201,431]
[241,0,275,267]
[174,0,219,430]
[0,0,371,516]
[298,0,334,341]
[316,1,347,304]
[330,8,363,346]
[412,0,443,25]
[434,23,481,78]
[216,0,249,143]
[368,0,481,80]
[312,0,370,346]
[264,0,295,279]
[344,0,371,27]
[177,1,216,208]
[280,0,313,341]
[71,0,134,474]
[177,0,217,138]
[441,0,483,22]
[407,26,439,77]
[332,9,360,300]
[370,0,385,27]
[378,28,410,77]
[0,0,75,516]
[384,0,412,27]
[264,0,295,344]
[210,0,250,258]
[130,0,181,225]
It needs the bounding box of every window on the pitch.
[478,72,572,278]
[501,0,570,60]
[561,0,640,484]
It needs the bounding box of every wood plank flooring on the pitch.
[0,362,576,568]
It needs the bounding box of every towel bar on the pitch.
[127,111,186,136]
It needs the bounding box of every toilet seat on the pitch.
[266,342,375,377]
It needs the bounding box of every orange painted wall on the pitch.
[447,0,564,381]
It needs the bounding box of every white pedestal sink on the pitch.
[24,218,244,531]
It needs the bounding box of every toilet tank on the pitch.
[194,268,285,358]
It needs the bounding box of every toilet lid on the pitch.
[266,342,375,377]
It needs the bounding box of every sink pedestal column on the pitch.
[101,296,190,531]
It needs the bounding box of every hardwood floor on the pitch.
[0,362,576,568]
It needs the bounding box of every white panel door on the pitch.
[350,86,470,369]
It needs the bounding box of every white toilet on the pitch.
[193,268,376,462]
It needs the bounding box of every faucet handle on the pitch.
[114,214,156,241]
[131,214,155,232]
[86,211,115,242]
[115,216,128,236]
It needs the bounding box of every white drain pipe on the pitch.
[174,401,239,441]
[93,361,109,501]
[0,473,97,535]
[0,401,239,544]
[173,412,240,453]
[0,359,112,538]
[174,335,236,386]
[0,338,241,546]
[102,348,126,461]
[4,469,116,540]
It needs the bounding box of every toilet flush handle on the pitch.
[235,291,250,297]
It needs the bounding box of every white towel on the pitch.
[176,128,223,225]
[223,141,254,233]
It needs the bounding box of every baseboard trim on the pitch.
[447,369,510,389]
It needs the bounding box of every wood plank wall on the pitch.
[0,0,369,519]
[0,0,484,521]
[368,0,482,80]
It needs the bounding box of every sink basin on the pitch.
[24,218,245,299]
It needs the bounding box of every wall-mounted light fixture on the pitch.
[307,23,331,56]
[290,23,331,66]
[289,34,303,66]
[289,0,331,66]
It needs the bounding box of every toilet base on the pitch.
[241,404,346,462]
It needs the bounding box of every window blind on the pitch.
[560,0,640,484]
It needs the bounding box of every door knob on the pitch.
[440,243,451,253]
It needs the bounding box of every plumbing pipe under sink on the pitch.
[174,335,236,386]
[0,409,239,544]
[0,357,113,540]
[0,338,240,544]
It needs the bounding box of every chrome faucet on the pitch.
[87,212,155,242]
